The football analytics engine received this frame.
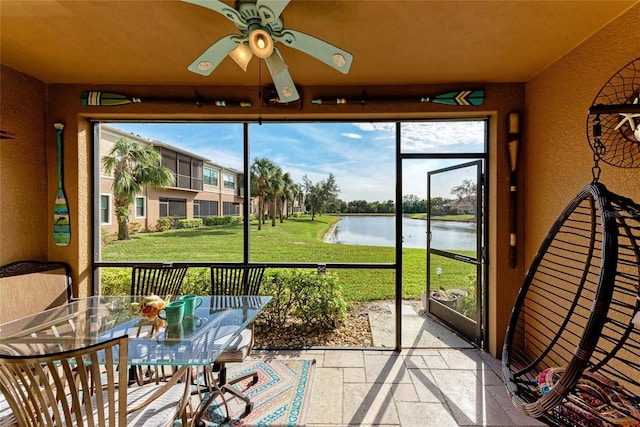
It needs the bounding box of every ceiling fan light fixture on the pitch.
[249,29,274,59]
[229,43,252,71]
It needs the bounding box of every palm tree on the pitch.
[280,172,294,222]
[266,166,284,227]
[102,138,174,240]
[250,157,275,231]
[290,177,301,218]
[294,183,305,214]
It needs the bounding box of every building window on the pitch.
[159,200,168,217]
[223,201,240,216]
[204,168,218,186]
[160,148,203,191]
[135,196,146,218]
[194,200,218,218]
[223,173,235,189]
[100,194,111,224]
[159,197,186,219]
[159,149,177,185]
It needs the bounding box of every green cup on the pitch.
[182,316,202,335]
[158,323,183,346]
[179,294,203,317]
[158,301,184,326]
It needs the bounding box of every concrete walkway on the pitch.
[369,303,473,349]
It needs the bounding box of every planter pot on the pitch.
[448,289,468,313]
[425,289,468,313]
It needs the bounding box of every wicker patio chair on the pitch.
[0,336,190,426]
[502,182,640,426]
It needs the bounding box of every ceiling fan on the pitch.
[183,0,353,103]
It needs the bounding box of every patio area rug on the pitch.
[198,359,316,426]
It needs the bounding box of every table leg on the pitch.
[190,365,229,425]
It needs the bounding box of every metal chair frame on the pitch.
[204,265,266,419]
[210,265,264,297]
[129,264,189,386]
[130,264,189,297]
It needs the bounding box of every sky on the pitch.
[108,120,485,202]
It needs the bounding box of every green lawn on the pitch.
[101,215,475,302]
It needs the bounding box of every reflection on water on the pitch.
[326,216,476,250]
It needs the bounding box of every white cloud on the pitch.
[353,122,395,132]
[341,132,362,139]
[400,121,485,152]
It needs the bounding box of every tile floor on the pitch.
[252,303,547,426]
[256,347,547,427]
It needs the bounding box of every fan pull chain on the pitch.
[258,60,263,125]
[592,114,605,183]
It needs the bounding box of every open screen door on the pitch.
[426,160,483,346]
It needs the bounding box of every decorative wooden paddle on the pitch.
[311,89,484,106]
[81,91,252,107]
[0,129,17,139]
[54,123,70,246]
[507,112,520,268]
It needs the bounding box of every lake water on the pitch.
[325,216,477,250]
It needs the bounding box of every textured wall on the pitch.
[524,5,640,267]
[0,66,48,263]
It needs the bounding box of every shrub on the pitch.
[259,269,347,331]
[99,267,210,297]
[205,216,230,226]
[177,218,203,229]
[128,221,143,234]
[155,217,173,232]
[180,267,210,295]
[203,215,246,226]
[101,229,117,246]
[100,267,130,295]
[99,266,348,331]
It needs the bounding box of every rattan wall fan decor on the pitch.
[502,57,640,426]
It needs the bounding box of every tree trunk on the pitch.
[257,196,263,230]
[117,218,129,240]
[270,199,277,226]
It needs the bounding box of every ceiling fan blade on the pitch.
[274,29,353,74]
[182,0,246,29]
[264,48,288,75]
[188,35,242,76]
[256,0,290,25]
[265,49,299,103]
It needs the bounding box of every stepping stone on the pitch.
[386,303,418,315]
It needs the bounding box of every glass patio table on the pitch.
[0,295,271,422]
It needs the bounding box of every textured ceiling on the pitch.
[1,0,637,87]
